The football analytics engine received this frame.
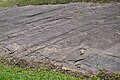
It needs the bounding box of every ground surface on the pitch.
[0,64,82,80]
[0,2,120,74]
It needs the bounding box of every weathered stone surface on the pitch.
[0,2,120,73]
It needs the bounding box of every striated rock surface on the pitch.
[0,3,120,73]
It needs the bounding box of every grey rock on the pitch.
[0,2,120,73]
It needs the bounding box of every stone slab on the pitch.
[0,2,120,73]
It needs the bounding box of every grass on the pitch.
[0,0,16,7]
[0,63,120,80]
[0,0,120,7]
[0,64,82,80]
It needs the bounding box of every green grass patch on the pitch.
[0,64,82,80]
[0,0,16,7]
[0,0,120,7]
[0,57,120,80]
[0,63,120,80]
[17,0,74,6]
